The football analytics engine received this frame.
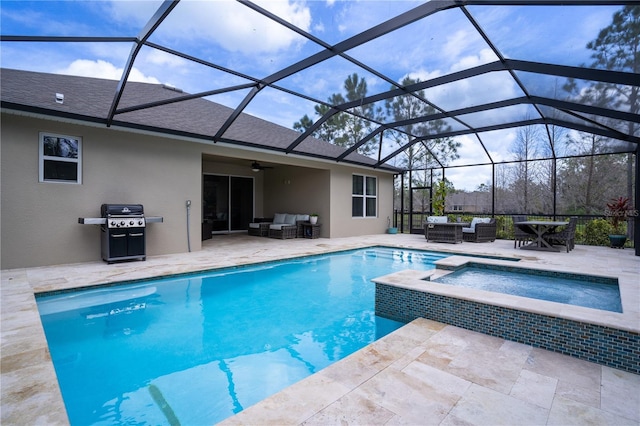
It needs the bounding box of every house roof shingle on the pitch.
[1,68,397,171]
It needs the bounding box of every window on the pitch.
[352,174,377,217]
[39,132,82,184]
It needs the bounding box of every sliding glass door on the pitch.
[203,175,253,233]
[230,176,253,231]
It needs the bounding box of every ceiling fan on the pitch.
[251,161,273,172]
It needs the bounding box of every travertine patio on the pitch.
[2,234,639,425]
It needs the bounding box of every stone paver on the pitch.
[2,234,639,425]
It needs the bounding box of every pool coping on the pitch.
[372,255,638,333]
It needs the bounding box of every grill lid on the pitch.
[101,204,144,217]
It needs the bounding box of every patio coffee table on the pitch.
[515,220,568,252]
[424,222,469,243]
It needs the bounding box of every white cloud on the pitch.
[443,30,473,61]
[56,59,160,84]
[100,0,167,29]
[144,49,189,68]
[151,0,311,55]
[450,48,499,72]
[405,69,442,83]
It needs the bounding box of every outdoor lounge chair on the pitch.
[513,215,535,248]
[546,217,578,252]
[462,218,496,243]
[248,217,273,237]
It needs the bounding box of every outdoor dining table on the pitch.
[514,220,569,252]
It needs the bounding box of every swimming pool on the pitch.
[432,264,622,312]
[36,247,448,425]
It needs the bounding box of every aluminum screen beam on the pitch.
[106,0,179,126]
[220,0,458,148]
[376,117,639,168]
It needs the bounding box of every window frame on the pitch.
[39,132,82,184]
[352,174,377,218]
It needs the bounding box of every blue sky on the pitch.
[0,1,621,190]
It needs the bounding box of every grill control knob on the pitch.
[110,221,116,227]
[120,221,126,226]
[130,220,134,226]
[138,220,144,226]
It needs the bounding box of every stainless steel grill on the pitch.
[100,204,146,263]
[78,204,163,263]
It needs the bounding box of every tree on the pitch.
[293,73,382,156]
[509,122,542,213]
[564,6,639,204]
[293,94,346,144]
[432,179,448,216]
[384,77,460,213]
[385,78,460,170]
[335,74,382,156]
[589,6,639,204]
[556,139,627,214]
[476,183,490,192]
[587,6,639,115]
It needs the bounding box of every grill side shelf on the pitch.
[78,217,106,225]
[78,216,163,224]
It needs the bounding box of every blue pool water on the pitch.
[432,266,622,312]
[37,247,447,425]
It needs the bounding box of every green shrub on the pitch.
[584,219,613,246]
[496,216,511,239]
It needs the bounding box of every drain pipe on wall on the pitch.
[185,200,192,252]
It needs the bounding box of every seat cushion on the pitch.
[462,227,474,233]
[469,217,490,231]
[284,214,297,225]
[296,214,310,222]
[270,224,286,230]
[427,216,448,223]
[273,213,286,224]
[248,223,261,229]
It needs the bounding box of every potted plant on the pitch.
[387,216,397,234]
[309,213,318,225]
[605,196,630,248]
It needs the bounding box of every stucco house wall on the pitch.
[1,114,204,269]
[1,113,395,269]
[329,167,393,238]
[264,165,330,234]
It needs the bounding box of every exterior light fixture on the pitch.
[55,93,64,104]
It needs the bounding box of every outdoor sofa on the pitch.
[248,213,310,239]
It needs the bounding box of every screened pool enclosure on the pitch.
[1,1,638,253]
